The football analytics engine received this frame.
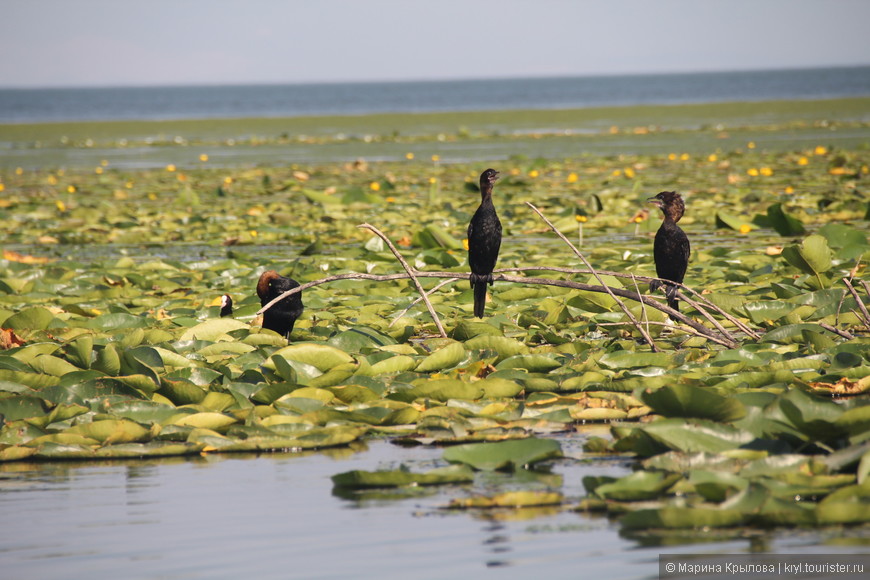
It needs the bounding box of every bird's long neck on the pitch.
[663,204,683,224]
[480,183,493,204]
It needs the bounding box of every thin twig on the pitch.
[818,321,855,340]
[358,223,447,338]
[675,285,761,340]
[629,274,652,340]
[843,278,870,326]
[502,265,760,339]
[676,292,738,344]
[596,321,736,347]
[526,201,660,352]
[389,277,461,327]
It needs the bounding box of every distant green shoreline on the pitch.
[2,97,868,169]
[2,97,869,143]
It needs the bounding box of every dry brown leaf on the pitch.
[3,249,54,264]
[0,328,25,349]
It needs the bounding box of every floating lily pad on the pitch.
[331,464,474,489]
[443,437,563,471]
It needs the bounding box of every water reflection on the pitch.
[1,439,861,580]
[482,520,512,568]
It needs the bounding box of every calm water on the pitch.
[2,436,864,580]
[2,67,870,123]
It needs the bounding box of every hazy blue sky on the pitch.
[3,0,870,88]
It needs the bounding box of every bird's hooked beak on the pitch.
[646,195,662,208]
[490,170,500,182]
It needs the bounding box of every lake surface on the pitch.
[0,438,870,580]
[2,434,866,580]
[2,67,870,123]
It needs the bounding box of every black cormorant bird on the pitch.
[648,191,690,311]
[256,270,304,339]
[467,168,502,318]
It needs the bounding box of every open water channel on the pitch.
[2,430,866,580]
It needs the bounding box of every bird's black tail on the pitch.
[470,273,491,318]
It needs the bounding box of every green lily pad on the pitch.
[180,318,249,341]
[332,464,474,489]
[4,307,56,331]
[621,507,748,530]
[594,470,682,501]
[766,203,806,236]
[639,384,746,422]
[415,342,466,372]
[270,343,354,372]
[782,234,833,277]
[447,490,563,509]
[443,437,563,471]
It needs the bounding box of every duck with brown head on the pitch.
[256,270,304,339]
[647,191,690,311]
[467,168,502,318]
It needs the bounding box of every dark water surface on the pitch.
[2,67,869,124]
[1,436,865,580]
[0,435,643,580]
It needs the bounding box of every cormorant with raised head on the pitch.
[648,191,690,311]
[256,270,304,339]
[467,168,502,318]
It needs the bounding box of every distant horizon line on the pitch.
[2,63,869,91]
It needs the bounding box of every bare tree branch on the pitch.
[596,321,735,347]
[525,201,660,352]
[818,321,855,340]
[844,278,870,327]
[389,277,460,327]
[257,267,737,347]
[358,223,447,338]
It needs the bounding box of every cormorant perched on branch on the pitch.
[256,270,304,339]
[467,168,502,318]
[648,191,690,311]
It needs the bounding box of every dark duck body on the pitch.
[467,168,502,318]
[648,191,690,311]
[256,270,304,339]
[219,294,233,317]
